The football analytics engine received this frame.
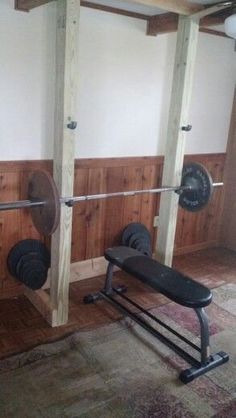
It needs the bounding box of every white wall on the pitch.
[0,0,235,160]
[0,0,56,160]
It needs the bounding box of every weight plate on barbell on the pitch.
[28,170,61,235]
[179,163,213,212]
[122,223,151,247]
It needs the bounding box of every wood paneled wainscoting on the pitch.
[0,153,225,299]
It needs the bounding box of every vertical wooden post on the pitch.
[50,0,80,326]
[155,15,199,266]
[220,89,236,251]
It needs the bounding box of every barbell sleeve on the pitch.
[0,200,45,212]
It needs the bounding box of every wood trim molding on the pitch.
[0,154,225,171]
[174,240,219,256]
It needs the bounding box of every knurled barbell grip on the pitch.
[61,185,191,206]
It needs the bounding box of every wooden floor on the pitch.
[0,247,235,360]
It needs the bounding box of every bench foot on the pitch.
[83,285,127,304]
[179,351,229,384]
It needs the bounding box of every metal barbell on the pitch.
[0,163,223,236]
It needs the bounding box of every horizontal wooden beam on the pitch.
[200,27,229,38]
[15,0,53,11]
[24,287,57,326]
[191,2,233,19]
[15,0,150,20]
[14,2,232,38]
[80,1,149,20]
[147,11,231,36]
[128,0,203,15]
[15,0,203,15]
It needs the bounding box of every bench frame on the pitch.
[84,261,229,384]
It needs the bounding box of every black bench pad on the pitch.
[105,247,212,309]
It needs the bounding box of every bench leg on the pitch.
[179,307,229,383]
[104,262,114,294]
[195,308,210,365]
[83,262,127,304]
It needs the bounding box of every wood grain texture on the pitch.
[15,0,203,15]
[147,12,230,36]
[155,15,200,266]
[0,154,225,299]
[50,0,80,326]
[128,0,203,15]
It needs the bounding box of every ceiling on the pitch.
[84,0,231,16]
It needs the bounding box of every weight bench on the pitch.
[84,246,229,383]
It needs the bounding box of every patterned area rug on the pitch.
[0,283,236,418]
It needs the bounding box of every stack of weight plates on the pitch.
[7,239,50,290]
[121,223,152,257]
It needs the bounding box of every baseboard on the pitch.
[174,241,219,256]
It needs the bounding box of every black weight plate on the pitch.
[135,242,152,256]
[122,223,151,246]
[20,260,47,290]
[7,239,50,277]
[179,163,213,212]
[21,269,47,290]
[132,237,151,250]
[128,232,151,249]
[19,259,46,280]
[16,252,49,278]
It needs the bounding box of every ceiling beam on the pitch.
[15,0,53,11]
[191,1,233,19]
[15,0,203,15]
[200,27,229,37]
[80,1,149,20]
[14,0,232,39]
[147,11,231,35]
[128,0,203,15]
